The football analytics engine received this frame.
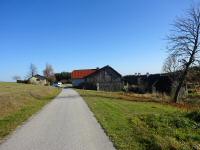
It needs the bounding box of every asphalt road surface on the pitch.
[0,89,115,150]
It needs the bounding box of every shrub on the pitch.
[170,116,195,128]
[186,110,200,123]
[139,136,162,150]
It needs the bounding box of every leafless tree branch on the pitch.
[164,5,200,102]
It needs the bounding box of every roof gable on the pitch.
[85,65,122,78]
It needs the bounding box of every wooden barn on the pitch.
[71,65,122,91]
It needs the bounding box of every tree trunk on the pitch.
[173,55,195,102]
[173,68,188,102]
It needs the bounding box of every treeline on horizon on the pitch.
[54,72,71,83]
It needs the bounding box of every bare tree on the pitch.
[27,63,37,78]
[162,55,180,73]
[43,63,55,84]
[166,6,200,102]
[43,63,54,77]
[13,75,21,81]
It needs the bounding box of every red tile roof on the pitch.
[71,69,97,79]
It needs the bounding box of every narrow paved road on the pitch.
[0,89,115,150]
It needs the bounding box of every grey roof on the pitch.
[33,74,47,80]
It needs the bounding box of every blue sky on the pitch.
[0,0,198,81]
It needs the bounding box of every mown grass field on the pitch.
[0,82,61,140]
[77,89,200,150]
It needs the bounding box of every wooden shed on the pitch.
[71,65,122,91]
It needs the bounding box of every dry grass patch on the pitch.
[79,90,171,103]
[0,82,61,140]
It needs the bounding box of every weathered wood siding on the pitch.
[72,79,85,87]
[86,66,122,91]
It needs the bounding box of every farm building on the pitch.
[123,74,175,94]
[71,65,122,91]
[28,74,49,86]
[123,73,188,97]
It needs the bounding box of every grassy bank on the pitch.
[0,82,61,140]
[77,89,200,150]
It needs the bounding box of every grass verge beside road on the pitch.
[0,82,61,140]
[77,89,200,150]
